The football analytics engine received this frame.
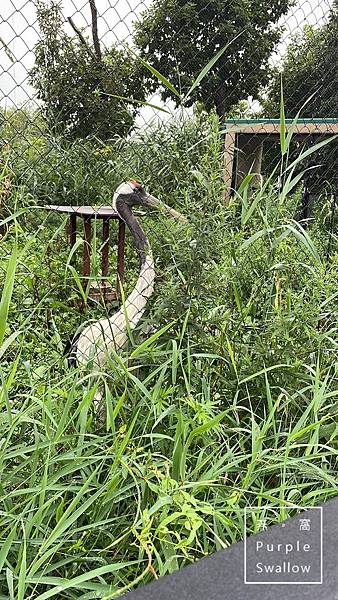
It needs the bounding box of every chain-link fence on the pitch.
[1,0,337,204]
[0,1,338,598]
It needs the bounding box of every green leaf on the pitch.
[67,264,88,304]
[240,228,275,251]
[237,172,256,196]
[185,30,244,100]
[126,45,181,98]
[242,191,263,226]
[0,527,16,570]
[28,469,105,577]
[284,91,318,152]
[0,242,17,348]
[239,364,292,384]
[280,76,286,156]
[102,93,171,113]
[283,135,337,174]
[283,166,321,200]
[30,562,139,600]
[130,321,175,358]
[0,329,23,361]
[17,522,27,600]
[6,568,14,600]
[180,410,229,478]
[282,221,322,265]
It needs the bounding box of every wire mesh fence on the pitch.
[1,0,337,201]
[0,1,338,597]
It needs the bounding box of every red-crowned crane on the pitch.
[70,180,186,372]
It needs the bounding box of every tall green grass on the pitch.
[0,111,337,598]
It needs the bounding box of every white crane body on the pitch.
[71,180,185,372]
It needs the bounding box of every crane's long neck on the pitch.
[115,198,155,328]
[116,200,148,267]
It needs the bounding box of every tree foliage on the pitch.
[134,0,295,118]
[263,3,337,194]
[265,1,338,117]
[30,1,144,140]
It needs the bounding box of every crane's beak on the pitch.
[143,193,187,223]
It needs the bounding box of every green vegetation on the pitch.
[263,1,338,192]
[0,0,337,595]
[30,1,144,140]
[0,109,337,598]
[30,0,297,131]
[134,0,295,117]
[265,0,338,118]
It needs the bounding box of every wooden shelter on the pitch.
[222,118,338,203]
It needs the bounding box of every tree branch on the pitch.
[0,36,15,63]
[88,0,102,61]
[67,16,96,59]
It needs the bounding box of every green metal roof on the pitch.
[225,118,338,124]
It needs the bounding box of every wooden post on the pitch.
[83,216,92,281]
[102,218,110,280]
[222,128,236,204]
[69,213,77,247]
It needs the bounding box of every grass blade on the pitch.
[102,93,171,113]
[17,522,27,600]
[130,321,175,358]
[30,562,139,600]
[184,31,244,100]
[284,135,337,174]
[280,76,286,156]
[0,241,17,347]
[282,220,322,265]
[126,45,180,98]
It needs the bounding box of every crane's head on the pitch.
[113,180,186,222]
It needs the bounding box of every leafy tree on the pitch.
[265,1,338,117]
[263,3,337,196]
[134,0,295,119]
[30,1,144,140]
